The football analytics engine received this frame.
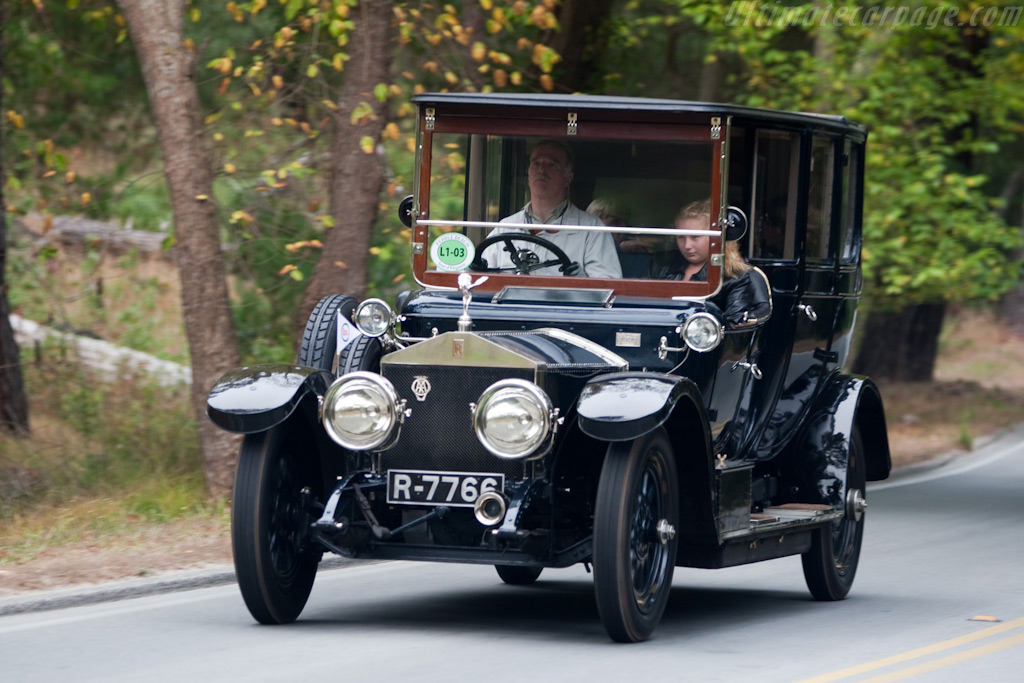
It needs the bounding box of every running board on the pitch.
[721,504,842,542]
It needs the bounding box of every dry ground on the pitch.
[2,306,1023,599]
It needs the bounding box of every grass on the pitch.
[0,346,218,565]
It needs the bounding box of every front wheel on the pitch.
[593,428,679,642]
[233,424,321,624]
[802,425,867,601]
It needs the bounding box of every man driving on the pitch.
[483,140,622,278]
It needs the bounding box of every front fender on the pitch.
[207,364,333,434]
[792,373,892,506]
[576,371,706,442]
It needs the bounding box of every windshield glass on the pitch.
[418,132,719,287]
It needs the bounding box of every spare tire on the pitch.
[297,294,357,371]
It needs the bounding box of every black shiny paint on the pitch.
[206,364,333,434]
[784,373,890,508]
[577,372,705,443]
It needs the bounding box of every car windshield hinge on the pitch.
[425,107,435,130]
[711,116,722,140]
[567,112,578,136]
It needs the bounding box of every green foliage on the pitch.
[0,351,201,517]
[606,1,1024,310]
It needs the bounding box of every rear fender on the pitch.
[791,373,892,506]
[207,364,333,434]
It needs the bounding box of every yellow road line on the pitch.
[795,616,1024,683]
[859,632,1024,683]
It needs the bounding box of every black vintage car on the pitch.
[208,93,891,642]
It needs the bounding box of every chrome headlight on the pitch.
[321,372,404,450]
[682,312,722,352]
[354,298,394,337]
[473,379,555,460]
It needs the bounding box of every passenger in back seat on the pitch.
[655,199,772,327]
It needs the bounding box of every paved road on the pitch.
[2,427,1022,682]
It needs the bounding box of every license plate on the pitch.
[387,469,504,507]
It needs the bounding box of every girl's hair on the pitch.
[675,199,750,278]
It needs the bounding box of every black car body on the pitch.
[208,93,891,642]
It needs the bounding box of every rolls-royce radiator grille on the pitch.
[380,365,533,478]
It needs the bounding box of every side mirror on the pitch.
[724,206,748,242]
[398,195,415,228]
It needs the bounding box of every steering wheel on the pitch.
[470,233,579,275]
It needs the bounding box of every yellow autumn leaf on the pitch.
[540,74,554,91]
[445,71,459,85]
[272,75,284,89]
[224,163,237,174]
[6,110,25,129]
[65,171,76,184]
[307,64,319,79]
[195,194,209,201]
[334,261,348,269]
[42,170,56,179]
[383,122,400,140]
[493,69,508,87]
[80,192,92,206]
[360,136,375,154]
[369,246,381,255]
[278,264,298,276]
[392,273,406,284]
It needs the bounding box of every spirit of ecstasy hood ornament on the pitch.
[457,272,489,332]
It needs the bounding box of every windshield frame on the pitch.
[410,103,729,300]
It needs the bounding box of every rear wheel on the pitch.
[802,425,867,600]
[233,424,321,624]
[593,428,679,642]
[495,565,543,585]
[297,294,357,371]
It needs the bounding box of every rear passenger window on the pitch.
[751,130,799,261]
[839,141,861,265]
[806,135,835,264]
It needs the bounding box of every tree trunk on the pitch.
[997,167,1024,335]
[298,0,394,323]
[116,0,240,498]
[852,303,946,382]
[0,0,30,437]
[551,0,615,93]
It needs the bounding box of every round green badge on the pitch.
[430,232,475,272]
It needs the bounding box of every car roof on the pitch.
[412,92,868,139]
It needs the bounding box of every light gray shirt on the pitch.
[485,202,622,278]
